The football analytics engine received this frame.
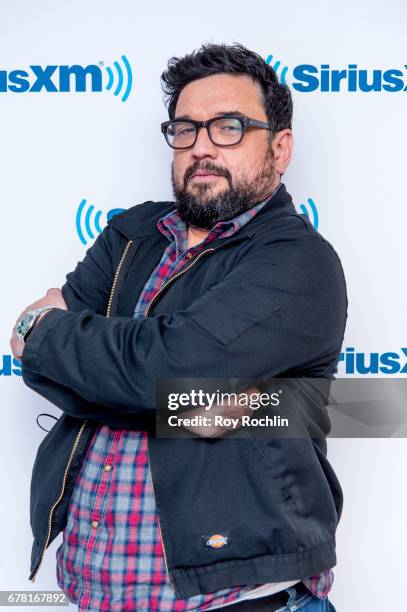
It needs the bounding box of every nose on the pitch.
[191,125,218,160]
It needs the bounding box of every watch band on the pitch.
[16,304,59,344]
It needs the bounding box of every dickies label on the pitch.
[202,533,229,549]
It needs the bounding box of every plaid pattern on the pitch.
[56,186,334,610]
[133,193,271,319]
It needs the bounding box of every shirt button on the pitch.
[186,252,193,259]
[91,520,99,529]
[103,464,112,471]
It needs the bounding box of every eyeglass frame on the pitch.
[160,114,273,149]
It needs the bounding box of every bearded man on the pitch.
[11,42,346,612]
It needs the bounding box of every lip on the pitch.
[191,172,220,180]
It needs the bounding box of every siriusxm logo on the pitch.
[339,347,407,375]
[4,347,406,377]
[76,198,126,244]
[1,355,22,376]
[0,54,133,102]
[298,198,318,230]
[266,54,407,93]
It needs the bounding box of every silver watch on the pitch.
[16,304,58,343]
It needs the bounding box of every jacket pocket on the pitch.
[248,434,341,547]
[248,431,300,512]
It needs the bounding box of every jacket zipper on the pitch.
[30,239,135,582]
[145,247,216,317]
[144,246,216,595]
[30,419,88,582]
[106,239,134,317]
[146,443,179,595]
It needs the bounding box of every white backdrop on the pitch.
[1,1,406,610]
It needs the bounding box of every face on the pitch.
[170,73,292,229]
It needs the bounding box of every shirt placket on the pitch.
[173,226,225,272]
[81,428,122,594]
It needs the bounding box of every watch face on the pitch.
[17,312,34,339]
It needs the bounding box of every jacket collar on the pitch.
[107,182,296,241]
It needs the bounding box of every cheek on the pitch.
[228,161,250,183]
[240,144,269,177]
[216,154,241,182]
[173,155,189,183]
[223,147,259,180]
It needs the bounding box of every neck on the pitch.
[187,224,211,250]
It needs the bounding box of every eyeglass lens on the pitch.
[166,118,243,148]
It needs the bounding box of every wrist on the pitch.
[19,305,58,343]
[23,310,50,342]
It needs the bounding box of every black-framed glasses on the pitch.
[161,114,272,149]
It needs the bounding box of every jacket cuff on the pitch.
[21,308,71,374]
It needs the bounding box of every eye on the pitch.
[177,126,195,136]
[213,118,242,132]
[170,122,196,138]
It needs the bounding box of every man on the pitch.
[11,43,345,611]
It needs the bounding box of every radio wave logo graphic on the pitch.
[76,199,126,245]
[265,53,289,85]
[102,54,133,102]
[298,198,319,230]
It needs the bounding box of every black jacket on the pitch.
[22,183,348,597]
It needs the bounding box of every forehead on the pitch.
[174,73,265,120]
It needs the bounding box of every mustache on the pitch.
[183,161,232,187]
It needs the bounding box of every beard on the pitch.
[171,146,278,230]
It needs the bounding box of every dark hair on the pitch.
[160,42,293,133]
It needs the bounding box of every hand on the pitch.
[10,288,68,361]
[181,386,260,438]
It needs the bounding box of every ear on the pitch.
[271,129,293,175]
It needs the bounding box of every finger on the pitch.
[10,340,22,361]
